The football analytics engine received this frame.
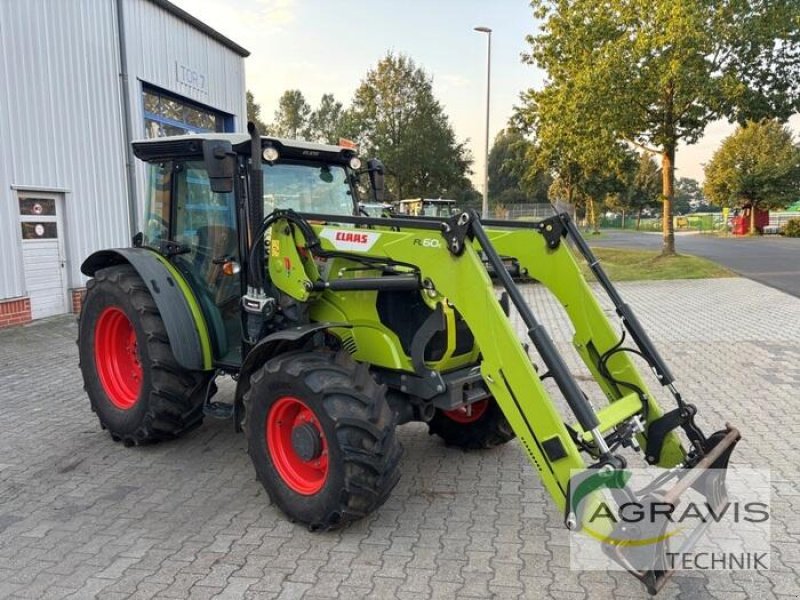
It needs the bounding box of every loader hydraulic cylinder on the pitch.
[559,214,675,385]
[470,215,601,435]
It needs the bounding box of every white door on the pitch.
[18,193,68,319]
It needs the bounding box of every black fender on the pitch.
[233,321,351,431]
[81,248,213,372]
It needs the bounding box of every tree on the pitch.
[513,82,634,231]
[246,90,269,134]
[308,94,346,145]
[348,53,472,201]
[524,0,800,254]
[607,152,661,229]
[674,178,703,215]
[271,90,311,139]
[704,120,800,233]
[488,129,551,205]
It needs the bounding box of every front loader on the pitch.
[78,125,740,594]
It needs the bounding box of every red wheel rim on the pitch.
[266,396,329,495]
[443,398,489,424]
[94,307,142,410]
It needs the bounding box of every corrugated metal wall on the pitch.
[122,0,247,226]
[0,0,246,303]
[0,0,129,300]
[0,33,21,299]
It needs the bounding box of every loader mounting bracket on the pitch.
[537,215,567,250]
[644,404,706,465]
[442,211,474,256]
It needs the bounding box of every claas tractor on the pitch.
[78,124,740,594]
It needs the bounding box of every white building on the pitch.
[0,0,248,326]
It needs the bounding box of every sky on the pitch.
[173,0,799,190]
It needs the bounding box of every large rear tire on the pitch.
[243,350,402,530]
[78,265,212,445]
[428,398,515,450]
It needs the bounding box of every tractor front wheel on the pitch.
[78,265,211,445]
[428,397,515,450]
[243,350,402,530]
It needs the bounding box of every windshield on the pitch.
[263,162,354,216]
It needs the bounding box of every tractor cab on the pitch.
[131,134,379,366]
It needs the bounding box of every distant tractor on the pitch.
[397,197,458,217]
[358,201,394,217]
[78,124,740,594]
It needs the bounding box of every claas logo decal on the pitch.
[320,228,380,252]
[335,231,369,244]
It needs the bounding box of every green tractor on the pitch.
[79,124,740,593]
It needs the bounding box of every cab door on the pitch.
[170,161,243,365]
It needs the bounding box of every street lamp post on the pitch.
[474,26,492,219]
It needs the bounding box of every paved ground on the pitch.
[1,278,799,600]
[590,231,800,298]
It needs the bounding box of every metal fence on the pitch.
[769,211,800,228]
[492,203,567,220]
[599,212,729,232]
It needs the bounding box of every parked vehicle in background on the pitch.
[359,202,393,217]
[397,198,457,217]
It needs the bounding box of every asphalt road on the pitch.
[590,231,800,297]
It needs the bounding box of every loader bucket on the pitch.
[598,426,741,594]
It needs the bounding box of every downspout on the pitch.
[116,0,138,240]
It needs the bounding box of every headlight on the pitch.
[349,157,362,170]
[263,147,279,162]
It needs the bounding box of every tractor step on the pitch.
[204,401,234,419]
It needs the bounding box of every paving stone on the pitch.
[0,278,797,598]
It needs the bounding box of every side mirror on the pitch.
[367,158,385,203]
[202,140,235,193]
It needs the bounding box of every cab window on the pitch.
[263,162,354,215]
[142,162,172,247]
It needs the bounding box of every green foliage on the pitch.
[521,0,800,252]
[674,178,704,215]
[606,152,661,219]
[271,90,311,139]
[488,129,551,204]
[246,90,269,134]
[703,120,800,212]
[784,219,800,237]
[307,94,346,145]
[348,53,473,201]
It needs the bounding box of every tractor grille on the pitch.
[340,333,358,354]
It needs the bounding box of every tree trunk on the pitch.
[661,146,676,255]
[637,207,643,230]
[591,199,600,233]
[749,204,756,236]
[567,185,577,222]
[621,209,626,230]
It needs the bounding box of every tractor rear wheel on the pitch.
[78,265,211,445]
[243,350,402,530]
[428,398,515,449]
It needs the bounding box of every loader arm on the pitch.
[263,209,739,594]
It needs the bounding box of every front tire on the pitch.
[428,398,515,449]
[78,265,211,445]
[243,350,402,530]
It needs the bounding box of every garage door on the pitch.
[19,194,67,319]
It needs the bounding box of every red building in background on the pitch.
[730,204,770,235]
